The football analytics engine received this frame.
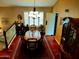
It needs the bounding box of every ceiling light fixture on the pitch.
[33,0,36,11]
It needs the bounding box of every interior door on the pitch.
[46,13,57,35]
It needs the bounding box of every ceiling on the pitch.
[0,0,58,7]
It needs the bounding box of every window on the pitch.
[24,11,44,26]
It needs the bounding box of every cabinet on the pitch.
[61,17,79,59]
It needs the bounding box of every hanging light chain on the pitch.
[33,0,36,11]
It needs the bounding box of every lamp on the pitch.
[33,0,36,11]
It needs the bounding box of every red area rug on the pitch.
[45,36,61,59]
[0,35,61,59]
[15,38,52,59]
[0,36,21,59]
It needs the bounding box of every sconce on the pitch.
[65,9,69,12]
[65,9,69,17]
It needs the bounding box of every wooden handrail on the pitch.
[5,22,16,32]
